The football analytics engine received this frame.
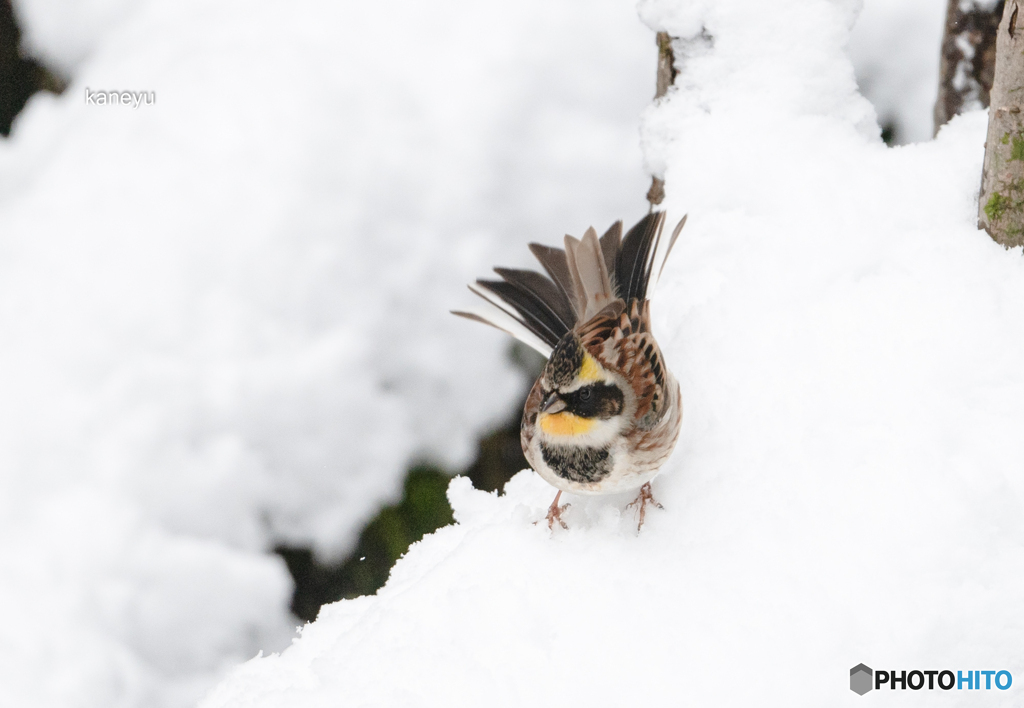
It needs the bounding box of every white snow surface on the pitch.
[0,0,656,705]
[4,0,654,561]
[202,0,1024,706]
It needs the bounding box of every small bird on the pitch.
[454,211,685,530]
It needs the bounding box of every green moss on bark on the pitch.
[984,191,1013,221]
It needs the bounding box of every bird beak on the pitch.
[540,392,566,414]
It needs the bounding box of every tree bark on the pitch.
[646,32,676,208]
[935,0,1004,135]
[979,1,1024,247]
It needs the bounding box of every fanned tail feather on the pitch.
[528,243,580,318]
[473,276,570,345]
[598,221,622,295]
[564,226,616,323]
[656,214,687,284]
[618,211,665,304]
[450,307,555,358]
[453,211,687,357]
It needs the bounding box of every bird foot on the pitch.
[626,482,663,532]
[534,490,570,530]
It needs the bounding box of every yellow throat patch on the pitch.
[539,411,596,437]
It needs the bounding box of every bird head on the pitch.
[536,334,629,443]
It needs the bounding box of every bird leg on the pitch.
[626,482,663,531]
[542,490,569,530]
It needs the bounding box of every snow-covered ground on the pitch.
[199,0,1024,706]
[2,0,1003,705]
[0,0,655,705]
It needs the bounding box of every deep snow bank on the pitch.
[202,0,1024,706]
[3,0,654,562]
[0,0,655,704]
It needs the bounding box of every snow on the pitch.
[3,0,656,558]
[0,491,291,708]
[10,0,138,75]
[847,0,946,144]
[0,0,656,704]
[201,0,1024,707]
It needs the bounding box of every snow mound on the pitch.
[1,0,656,561]
[0,0,656,704]
[0,490,293,708]
[202,0,1024,706]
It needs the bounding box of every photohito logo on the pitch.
[850,664,1012,694]
[850,664,872,695]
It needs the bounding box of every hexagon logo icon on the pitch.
[850,664,873,695]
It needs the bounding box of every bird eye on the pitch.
[564,383,622,419]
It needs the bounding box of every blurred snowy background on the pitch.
[847,0,946,144]
[0,0,971,706]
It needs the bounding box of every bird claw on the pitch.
[626,482,663,532]
[534,490,570,530]
[546,502,570,530]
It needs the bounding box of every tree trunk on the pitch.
[935,0,1003,135]
[645,32,676,208]
[979,1,1024,247]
